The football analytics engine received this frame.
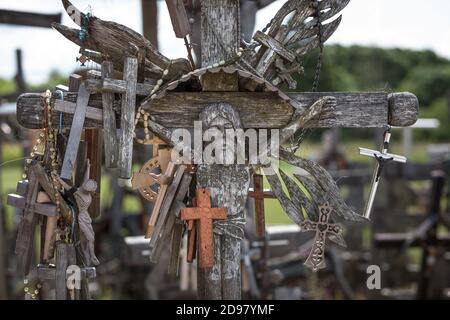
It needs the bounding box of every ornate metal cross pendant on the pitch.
[300,202,345,272]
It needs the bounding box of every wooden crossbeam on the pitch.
[0,9,61,28]
[16,91,419,129]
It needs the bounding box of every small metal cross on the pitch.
[300,202,345,272]
[359,128,407,219]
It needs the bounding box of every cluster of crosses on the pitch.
[10,0,418,300]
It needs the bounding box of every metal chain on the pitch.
[289,0,325,153]
[312,0,324,93]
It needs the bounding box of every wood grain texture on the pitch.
[145,162,176,238]
[31,163,72,222]
[14,170,39,276]
[60,83,90,180]
[54,1,191,79]
[16,91,419,129]
[148,165,186,263]
[166,0,191,38]
[85,78,153,96]
[181,189,228,268]
[55,242,68,300]
[86,129,102,218]
[201,0,239,66]
[118,56,138,179]
[0,9,61,28]
[388,92,419,127]
[101,61,119,168]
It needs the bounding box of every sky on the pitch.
[0,0,449,84]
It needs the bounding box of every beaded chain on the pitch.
[23,278,42,300]
[43,90,63,216]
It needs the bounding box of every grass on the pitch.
[0,138,437,227]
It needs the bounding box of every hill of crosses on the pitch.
[11,0,418,300]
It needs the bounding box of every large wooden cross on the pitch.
[15,0,419,300]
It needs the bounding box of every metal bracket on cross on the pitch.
[359,128,407,219]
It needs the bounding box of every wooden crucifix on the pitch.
[181,189,228,268]
[14,0,419,300]
[248,173,275,238]
[37,242,96,300]
[8,162,72,275]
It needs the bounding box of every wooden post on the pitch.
[101,61,118,168]
[55,242,69,300]
[142,0,158,47]
[60,83,91,180]
[0,131,7,299]
[118,56,138,179]
[197,0,247,300]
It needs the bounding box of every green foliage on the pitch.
[418,97,450,142]
[294,45,450,141]
[0,78,15,95]
[400,66,450,106]
[30,70,69,92]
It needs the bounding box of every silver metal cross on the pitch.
[359,128,407,219]
[300,202,345,272]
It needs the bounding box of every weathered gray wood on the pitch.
[14,170,39,276]
[55,0,190,79]
[0,9,61,28]
[254,30,296,63]
[54,100,103,122]
[197,0,246,300]
[31,163,72,222]
[101,61,118,168]
[85,78,153,96]
[16,91,419,129]
[7,194,57,217]
[149,165,186,262]
[168,220,183,276]
[201,0,239,66]
[60,83,91,180]
[16,180,29,196]
[37,264,96,280]
[55,242,68,300]
[166,0,191,38]
[118,56,138,179]
[388,92,419,127]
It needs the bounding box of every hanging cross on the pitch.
[37,242,96,300]
[248,173,276,238]
[8,173,52,276]
[299,202,345,272]
[181,189,228,268]
[8,162,73,274]
[359,128,407,219]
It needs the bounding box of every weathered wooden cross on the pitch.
[248,173,276,238]
[15,0,419,299]
[181,189,228,268]
[8,163,72,275]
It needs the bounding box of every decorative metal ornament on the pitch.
[131,156,161,202]
[299,202,345,272]
[359,128,407,219]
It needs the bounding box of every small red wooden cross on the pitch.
[248,173,275,238]
[181,189,228,268]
